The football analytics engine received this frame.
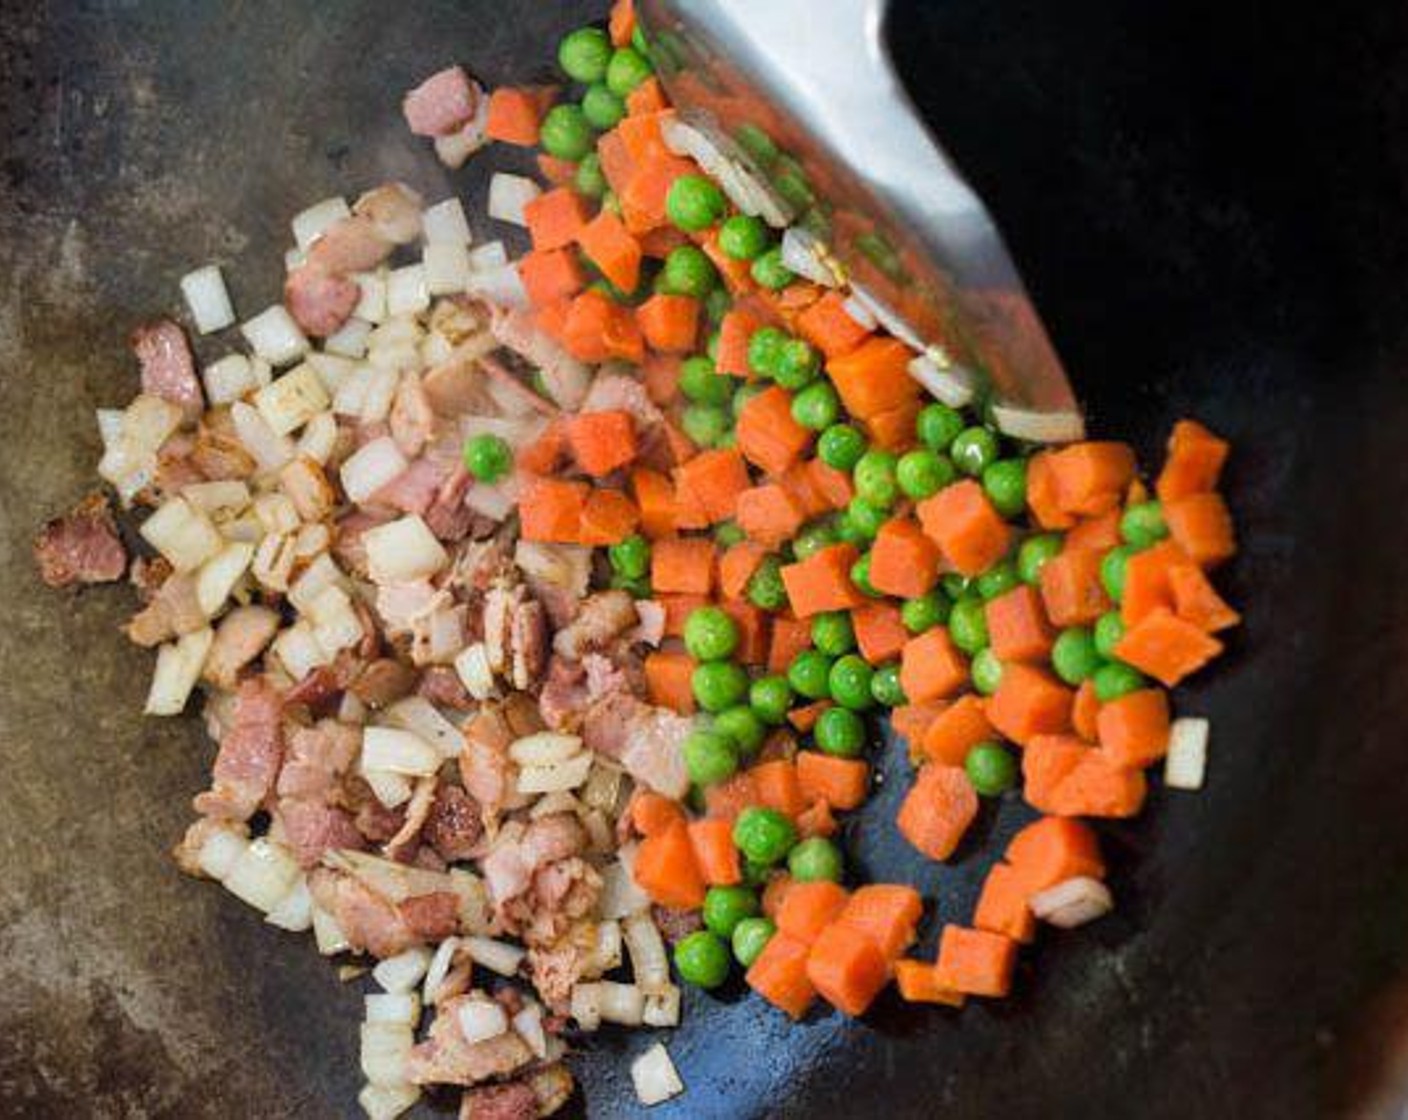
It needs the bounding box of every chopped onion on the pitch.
[516,752,593,795]
[254,491,301,535]
[423,242,473,296]
[357,1081,420,1120]
[296,410,339,465]
[468,240,509,271]
[339,690,368,724]
[780,227,840,287]
[292,521,331,559]
[631,1042,684,1106]
[449,869,492,936]
[513,1004,548,1059]
[386,264,430,317]
[326,316,374,359]
[509,732,584,767]
[291,196,351,248]
[990,402,1086,444]
[140,496,224,572]
[601,854,651,920]
[241,304,310,366]
[287,552,348,612]
[195,541,254,616]
[311,903,351,955]
[571,982,603,1031]
[180,264,236,334]
[359,365,401,422]
[196,824,249,881]
[597,981,645,1026]
[353,271,389,324]
[265,874,313,931]
[308,584,365,655]
[841,294,878,330]
[340,434,409,503]
[1030,876,1114,929]
[464,478,518,521]
[383,696,464,759]
[1165,717,1209,790]
[145,627,214,716]
[95,408,123,450]
[623,912,670,994]
[360,1021,414,1087]
[271,618,330,679]
[363,515,448,583]
[223,836,300,913]
[587,919,622,977]
[361,726,440,777]
[182,479,251,518]
[581,808,614,854]
[581,761,625,814]
[487,173,541,226]
[453,642,496,701]
[361,768,413,810]
[908,351,976,408]
[463,935,526,976]
[254,362,331,435]
[422,197,472,245]
[466,263,529,309]
[847,284,927,353]
[642,984,681,1028]
[231,400,295,472]
[372,946,432,993]
[529,791,583,819]
[366,992,421,1028]
[457,996,508,1044]
[422,937,461,1005]
[305,350,356,393]
[332,365,374,416]
[284,247,307,273]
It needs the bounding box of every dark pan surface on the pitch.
[4,1,1408,1117]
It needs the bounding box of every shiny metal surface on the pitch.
[639,0,1084,439]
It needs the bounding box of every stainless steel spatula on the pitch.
[637,0,1085,442]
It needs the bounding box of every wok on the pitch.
[2,1,1406,1116]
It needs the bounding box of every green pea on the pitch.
[828,654,875,711]
[732,806,797,865]
[666,173,727,232]
[692,661,749,713]
[951,426,1000,476]
[948,595,989,654]
[660,245,718,297]
[731,916,775,967]
[1093,611,1126,659]
[902,590,950,632]
[1051,627,1101,685]
[558,26,613,83]
[1101,545,1135,602]
[814,708,865,757]
[844,497,887,542]
[870,662,906,707]
[740,858,772,888]
[746,555,788,610]
[982,458,1028,518]
[834,515,870,548]
[706,329,721,362]
[1121,500,1168,548]
[1093,661,1147,702]
[788,837,844,883]
[682,402,731,448]
[750,247,794,290]
[747,326,788,379]
[683,729,739,785]
[715,428,737,449]
[600,189,621,216]
[916,402,965,451]
[853,450,900,509]
[608,534,650,579]
[610,572,651,598]
[811,611,856,657]
[718,214,769,260]
[897,449,956,500]
[791,381,839,430]
[538,104,595,162]
[788,649,834,700]
[818,424,867,472]
[673,930,730,989]
[462,433,512,482]
[705,285,732,325]
[773,339,819,390]
[749,674,793,725]
[971,648,1004,695]
[703,885,760,939]
[580,83,625,130]
[1017,533,1064,585]
[793,518,839,560]
[714,519,746,548]
[965,740,1018,796]
[679,355,731,406]
[940,573,971,600]
[713,706,766,758]
[734,122,779,168]
[732,382,766,419]
[631,23,651,56]
[574,152,607,199]
[976,561,1020,602]
[605,45,654,97]
[850,553,880,597]
[684,605,740,662]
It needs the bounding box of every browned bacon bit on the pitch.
[458,1079,539,1120]
[403,67,481,137]
[406,995,535,1087]
[131,318,203,421]
[423,783,485,862]
[284,264,361,338]
[192,676,284,821]
[33,492,127,589]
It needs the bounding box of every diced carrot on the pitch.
[577,489,640,544]
[1156,419,1229,501]
[643,649,697,714]
[658,594,709,637]
[642,352,682,407]
[735,484,806,549]
[780,543,863,618]
[1120,540,1193,626]
[716,307,762,376]
[761,873,794,920]
[705,770,759,820]
[562,289,644,363]
[1072,678,1100,742]
[517,247,586,307]
[807,923,890,1016]
[485,86,548,146]
[916,480,1012,577]
[1026,450,1077,530]
[826,337,920,420]
[776,463,828,519]
[737,386,813,475]
[868,518,940,599]
[635,293,700,353]
[985,584,1056,662]
[865,399,923,453]
[720,542,768,601]
[920,694,992,766]
[891,702,946,753]
[894,960,966,1006]
[974,863,1037,943]
[1065,509,1122,554]
[698,228,759,297]
[1047,441,1137,517]
[639,224,687,259]
[631,467,678,537]
[796,290,872,359]
[751,759,805,819]
[596,129,637,197]
[565,410,637,477]
[518,477,587,543]
[609,0,636,45]
[804,459,855,510]
[933,925,1017,998]
[651,537,716,595]
[1005,816,1106,892]
[1168,564,1241,632]
[986,664,1073,747]
[720,600,769,665]
[796,752,870,811]
[633,818,706,909]
[768,613,813,674]
[535,153,578,187]
[523,187,591,251]
[517,419,566,476]
[787,699,831,733]
[1127,478,1150,506]
[746,932,816,1019]
[631,790,686,837]
[688,818,742,886]
[897,764,979,861]
[533,296,571,342]
[837,883,923,960]
[576,209,643,292]
[1096,688,1171,768]
[1113,607,1224,686]
[851,602,908,665]
[776,880,850,945]
[673,448,750,524]
[796,797,838,839]
[626,75,668,116]
[1038,547,1111,627]
[617,110,674,165]
[1163,492,1236,568]
[1023,734,1148,818]
[898,627,969,705]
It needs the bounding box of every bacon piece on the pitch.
[405,995,533,1086]
[131,319,203,421]
[193,677,284,820]
[33,493,127,588]
[276,719,360,801]
[403,66,480,137]
[307,216,392,274]
[284,264,360,338]
[274,798,366,867]
[423,784,484,861]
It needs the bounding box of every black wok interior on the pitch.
[3,1,1408,1117]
